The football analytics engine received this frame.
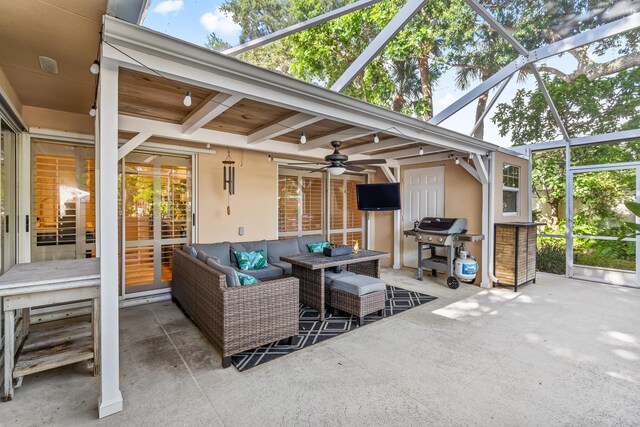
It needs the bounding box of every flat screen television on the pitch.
[356,183,401,211]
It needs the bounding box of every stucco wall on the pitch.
[493,151,530,223]
[400,160,484,279]
[22,106,95,135]
[368,169,394,267]
[196,149,278,243]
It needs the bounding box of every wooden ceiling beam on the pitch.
[340,137,413,155]
[181,92,243,135]
[247,113,320,144]
[369,145,447,160]
[298,127,375,151]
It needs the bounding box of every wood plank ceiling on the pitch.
[118,69,427,156]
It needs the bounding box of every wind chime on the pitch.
[223,148,235,215]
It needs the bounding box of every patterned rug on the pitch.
[231,285,436,371]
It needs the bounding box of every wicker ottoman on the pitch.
[330,274,386,325]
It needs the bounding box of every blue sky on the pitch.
[142,0,595,148]
[144,0,242,46]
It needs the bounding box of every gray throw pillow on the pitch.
[182,244,197,257]
[266,238,300,262]
[196,250,210,263]
[206,257,240,287]
[192,242,231,265]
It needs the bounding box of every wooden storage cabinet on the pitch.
[494,222,540,291]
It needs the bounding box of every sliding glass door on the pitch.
[31,141,95,262]
[121,152,192,296]
[1,120,16,274]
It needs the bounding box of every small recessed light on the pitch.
[39,56,59,75]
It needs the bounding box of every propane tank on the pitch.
[454,250,478,283]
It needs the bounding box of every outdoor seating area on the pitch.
[2,271,640,425]
[0,0,639,424]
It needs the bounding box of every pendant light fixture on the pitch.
[90,60,100,75]
[183,91,192,107]
[89,105,97,117]
[373,133,380,143]
[419,146,424,156]
[300,132,307,144]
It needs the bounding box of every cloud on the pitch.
[152,0,184,15]
[199,9,241,36]
[435,92,457,109]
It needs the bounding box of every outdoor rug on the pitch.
[231,285,436,371]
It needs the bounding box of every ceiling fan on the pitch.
[285,140,386,175]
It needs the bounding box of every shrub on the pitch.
[536,242,566,274]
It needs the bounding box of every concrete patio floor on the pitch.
[1,269,639,426]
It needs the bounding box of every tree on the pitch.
[205,33,231,51]
[388,59,422,113]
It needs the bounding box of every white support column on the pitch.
[393,167,401,270]
[473,155,491,288]
[486,152,496,288]
[330,0,427,91]
[566,164,574,279]
[97,58,123,418]
[17,132,31,263]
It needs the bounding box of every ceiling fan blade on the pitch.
[345,164,365,172]
[345,159,387,165]
[308,165,330,173]
[284,162,322,166]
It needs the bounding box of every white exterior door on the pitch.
[402,166,444,268]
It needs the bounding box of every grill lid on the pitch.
[416,217,467,234]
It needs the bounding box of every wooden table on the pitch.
[0,258,100,401]
[281,250,389,321]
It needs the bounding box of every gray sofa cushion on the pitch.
[196,250,210,263]
[235,264,283,280]
[206,257,240,287]
[182,244,197,257]
[324,270,355,286]
[297,235,326,253]
[192,242,231,266]
[271,261,292,275]
[230,240,268,268]
[266,238,300,262]
[331,274,386,296]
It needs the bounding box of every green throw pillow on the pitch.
[307,241,330,253]
[235,249,268,270]
[236,272,259,285]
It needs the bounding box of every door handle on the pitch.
[26,215,29,232]
[5,215,8,233]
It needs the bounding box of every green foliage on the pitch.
[536,241,566,274]
[205,34,232,51]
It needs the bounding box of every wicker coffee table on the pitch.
[281,250,389,320]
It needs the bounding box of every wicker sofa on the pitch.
[172,248,299,368]
[171,235,328,368]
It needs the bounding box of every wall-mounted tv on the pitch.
[356,183,401,211]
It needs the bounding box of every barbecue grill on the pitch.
[404,217,484,288]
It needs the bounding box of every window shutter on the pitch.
[301,176,322,231]
[33,153,77,247]
[346,180,363,230]
[278,175,299,233]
